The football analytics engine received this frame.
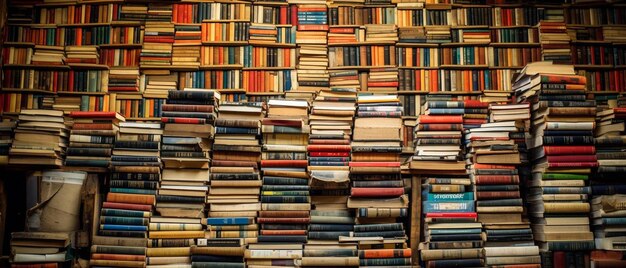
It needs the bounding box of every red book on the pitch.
[426,212,477,218]
[553,251,566,268]
[309,152,350,157]
[257,217,310,224]
[349,162,401,167]
[351,187,404,197]
[162,104,214,112]
[473,164,516,170]
[540,75,587,85]
[70,111,121,119]
[418,115,463,124]
[329,28,355,33]
[307,144,351,152]
[417,124,463,131]
[106,193,155,205]
[72,123,114,130]
[279,6,288,25]
[161,117,206,124]
[547,155,598,163]
[101,202,152,211]
[290,5,298,26]
[261,160,308,167]
[368,82,399,87]
[544,146,596,155]
[359,249,411,259]
[297,25,329,31]
[463,119,487,125]
[476,191,520,200]
[210,160,258,168]
[548,162,599,168]
[262,118,302,127]
[474,175,520,185]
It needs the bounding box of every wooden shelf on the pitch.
[327,65,397,70]
[58,23,111,27]
[202,41,248,46]
[571,40,612,45]
[439,64,490,69]
[140,65,199,71]
[57,91,107,95]
[247,42,297,48]
[574,64,614,69]
[243,67,295,71]
[328,41,396,47]
[490,42,541,47]
[199,64,243,70]
[4,64,70,70]
[396,43,439,47]
[3,42,35,47]
[98,43,143,48]
[440,42,490,47]
[398,66,439,70]
[68,63,110,70]
[246,92,284,95]
[0,88,56,94]
[127,117,161,121]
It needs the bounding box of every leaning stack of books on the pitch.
[302,88,358,267]
[0,120,16,165]
[413,101,483,268]
[462,100,490,130]
[11,232,72,267]
[65,112,124,169]
[349,94,411,267]
[467,103,542,267]
[592,106,626,252]
[141,21,175,67]
[294,3,329,92]
[513,63,596,263]
[154,89,219,266]
[251,99,310,266]
[65,46,99,64]
[9,109,68,167]
[208,102,265,249]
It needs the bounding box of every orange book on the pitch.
[540,75,587,85]
[260,230,307,236]
[359,249,412,259]
[106,192,155,206]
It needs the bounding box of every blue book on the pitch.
[423,201,475,213]
[205,217,252,225]
[426,192,474,201]
[603,217,626,225]
[101,224,148,231]
[427,108,465,115]
[430,228,482,235]
[110,188,157,195]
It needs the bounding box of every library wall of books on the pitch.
[3,0,626,267]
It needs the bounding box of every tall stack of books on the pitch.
[538,21,571,64]
[250,99,310,266]
[108,68,140,92]
[11,232,72,267]
[466,103,541,267]
[208,102,264,252]
[65,111,124,168]
[65,46,99,64]
[31,45,66,65]
[172,25,201,68]
[0,120,16,165]
[140,21,175,67]
[192,238,246,268]
[154,89,219,266]
[349,94,411,267]
[513,62,596,264]
[9,109,68,167]
[295,3,329,91]
[412,100,482,267]
[592,107,626,253]
[302,88,358,267]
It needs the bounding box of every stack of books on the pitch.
[304,88,357,266]
[513,63,596,260]
[466,103,541,267]
[65,46,99,64]
[398,27,427,43]
[603,26,626,43]
[108,68,140,92]
[481,91,512,104]
[365,24,398,42]
[249,24,278,44]
[329,70,361,90]
[413,100,482,267]
[65,111,124,168]
[154,89,219,266]
[172,25,201,68]
[538,21,571,64]
[252,99,310,266]
[9,109,68,167]
[592,106,626,252]
[425,26,452,43]
[11,232,72,267]
[141,21,175,67]
[143,73,177,99]
[192,238,246,267]
[295,4,329,92]
[461,100,490,129]
[328,26,363,44]
[208,102,265,248]
[31,45,66,65]
[0,120,16,165]
[366,67,398,92]
[349,94,410,267]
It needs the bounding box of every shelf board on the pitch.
[395,42,439,47]
[202,19,250,23]
[428,91,482,95]
[573,64,614,69]
[327,41,396,47]
[58,22,111,27]
[68,63,110,70]
[587,91,621,95]
[202,41,248,46]
[489,25,535,29]
[328,65,397,71]
[199,64,243,70]
[490,42,541,47]
[328,25,363,28]
[3,42,35,47]
[440,42,490,47]
[246,92,284,95]
[490,66,524,70]
[218,89,247,93]
[251,1,289,6]
[126,117,162,121]
[57,91,107,95]
[98,43,143,48]
[4,64,70,70]
[110,21,142,26]
[571,40,612,45]
[0,88,56,94]
[439,64,490,69]
[398,66,438,70]
[243,67,295,71]
[140,65,199,71]
[247,42,297,48]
